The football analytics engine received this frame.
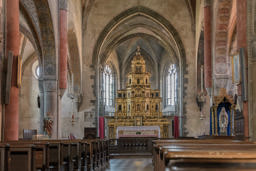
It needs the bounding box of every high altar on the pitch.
[107,47,169,139]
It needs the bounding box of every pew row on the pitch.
[153,139,256,171]
[0,139,109,171]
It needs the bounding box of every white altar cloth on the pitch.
[116,126,160,138]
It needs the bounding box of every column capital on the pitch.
[204,0,211,7]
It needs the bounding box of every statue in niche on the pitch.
[219,107,229,135]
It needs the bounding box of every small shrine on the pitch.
[210,88,235,136]
[107,47,169,139]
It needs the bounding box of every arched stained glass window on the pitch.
[103,65,114,106]
[166,64,177,106]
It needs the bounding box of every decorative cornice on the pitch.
[213,88,235,107]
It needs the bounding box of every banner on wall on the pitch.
[99,117,105,139]
[174,116,179,138]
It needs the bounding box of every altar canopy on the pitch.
[107,47,170,138]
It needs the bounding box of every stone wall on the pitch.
[106,51,120,90]
[19,59,40,138]
[58,0,84,138]
[60,89,85,138]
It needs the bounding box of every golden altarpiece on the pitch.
[107,47,169,139]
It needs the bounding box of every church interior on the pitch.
[1,0,256,170]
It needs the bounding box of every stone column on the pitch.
[204,0,212,91]
[59,0,67,90]
[247,0,256,140]
[4,0,20,141]
[237,0,248,137]
[43,79,58,138]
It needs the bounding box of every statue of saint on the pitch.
[219,107,229,135]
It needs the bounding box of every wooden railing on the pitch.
[109,137,158,154]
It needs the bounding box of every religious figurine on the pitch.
[219,107,229,135]
[44,117,53,137]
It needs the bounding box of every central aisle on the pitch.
[105,157,153,171]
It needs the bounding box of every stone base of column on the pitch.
[4,86,19,141]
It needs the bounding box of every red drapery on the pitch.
[174,116,179,138]
[99,117,105,139]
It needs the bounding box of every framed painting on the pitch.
[231,53,241,84]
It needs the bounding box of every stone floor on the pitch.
[105,156,153,171]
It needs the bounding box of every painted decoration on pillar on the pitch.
[231,53,241,84]
[17,56,22,87]
[210,88,235,136]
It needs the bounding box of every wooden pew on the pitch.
[152,139,252,169]
[92,139,100,170]
[102,139,109,166]
[1,138,108,171]
[6,141,49,170]
[7,144,34,171]
[153,139,256,171]
[69,140,81,170]
[164,144,256,171]
[80,140,89,171]
[0,143,8,171]
[105,139,110,163]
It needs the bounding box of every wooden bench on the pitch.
[1,139,109,171]
[153,139,256,171]
[0,143,8,171]
[7,144,34,171]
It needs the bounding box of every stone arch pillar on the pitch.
[43,79,58,138]
[38,78,44,134]
[4,0,20,141]
[33,0,58,138]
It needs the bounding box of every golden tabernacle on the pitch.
[107,47,169,139]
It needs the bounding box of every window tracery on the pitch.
[166,64,177,106]
[103,65,114,106]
